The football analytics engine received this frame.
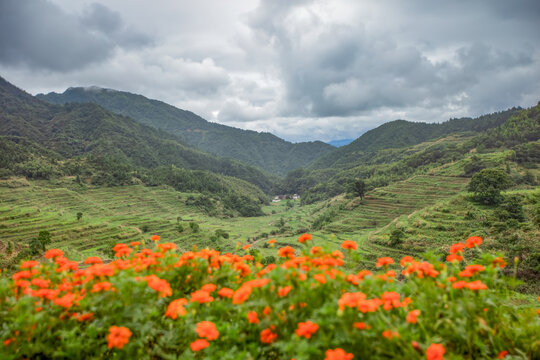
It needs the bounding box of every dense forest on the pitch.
[38,87,334,176]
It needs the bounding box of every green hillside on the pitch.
[0,77,282,216]
[37,87,334,176]
[310,109,520,170]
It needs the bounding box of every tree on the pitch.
[76,212,83,221]
[350,179,366,200]
[468,168,512,205]
[30,230,51,255]
[389,228,405,247]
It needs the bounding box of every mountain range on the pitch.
[37,87,334,176]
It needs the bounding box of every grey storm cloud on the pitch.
[0,0,151,71]
[245,0,540,119]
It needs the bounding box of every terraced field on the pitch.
[318,175,470,266]
[0,174,471,269]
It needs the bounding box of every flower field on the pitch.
[1,234,539,359]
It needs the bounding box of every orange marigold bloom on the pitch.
[449,243,466,254]
[145,275,172,297]
[107,326,131,349]
[44,249,64,259]
[12,271,32,281]
[242,244,251,250]
[446,254,463,262]
[195,321,219,341]
[232,286,252,304]
[263,306,272,315]
[452,280,468,289]
[268,239,276,244]
[338,292,366,310]
[465,236,482,248]
[278,246,295,258]
[400,256,414,267]
[3,338,14,346]
[190,290,214,304]
[376,257,394,267]
[247,311,259,324]
[497,350,508,359]
[165,298,188,319]
[295,321,319,339]
[31,278,49,288]
[74,312,94,322]
[158,242,177,252]
[278,286,292,297]
[20,260,39,269]
[53,293,75,308]
[218,287,234,298]
[313,274,327,284]
[91,281,114,293]
[130,241,140,247]
[426,343,445,360]
[200,284,217,293]
[341,240,357,250]
[190,339,209,351]
[459,264,485,278]
[406,309,421,324]
[151,235,160,241]
[466,280,488,290]
[83,256,103,265]
[325,348,354,360]
[298,233,312,243]
[260,328,278,344]
[353,322,367,330]
[310,246,323,255]
[382,330,399,340]
[492,257,506,268]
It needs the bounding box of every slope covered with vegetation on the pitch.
[37,87,334,176]
[0,77,280,216]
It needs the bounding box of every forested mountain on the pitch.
[310,109,520,170]
[0,76,277,216]
[37,87,334,176]
[280,104,539,204]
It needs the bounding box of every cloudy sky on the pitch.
[1,0,539,142]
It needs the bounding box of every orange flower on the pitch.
[492,257,506,268]
[465,236,482,248]
[466,280,488,290]
[91,281,114,293]
[341,240,357,250]
[459,264,485,277]
[313,274,327,284]
[53,293,75,308]
[190,290,214,304]
[158,242,177,252]
[151,235,160,241]
[190,339,209,351]
[452,281,468,289]
[3,338,14,347]
[145,275,172,297]
[83,256,103,265]
[497,350,508,359]
[449,243,465,254]
[165,298,188,319]
[298,233,312,243]
[44,249,64,259]
[376,257,394,267]
[446,254,463,262]
[353,322,368,330]
[382,330,399,340]
[295,321,319,339]
[260,328,278,344]
[20,260,39,269]
[406,309,421,324]
[107,326,132,349]
[400,256,414,267]
[263,306,272,315]
[426,343,445,360]
[130,241,140,247]
[247,311,259,324]
[232,286,252,305]
[278,286,292,297]
[278,246,295,258]
[325,348,354,360]
[242,244,251,250]
[195,321,219,341]
[31,278,49,288]
[218,287,234,298]
[200,284,217,293]
[268,239,276,244]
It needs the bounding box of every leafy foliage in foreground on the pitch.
[1,235,538,359]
